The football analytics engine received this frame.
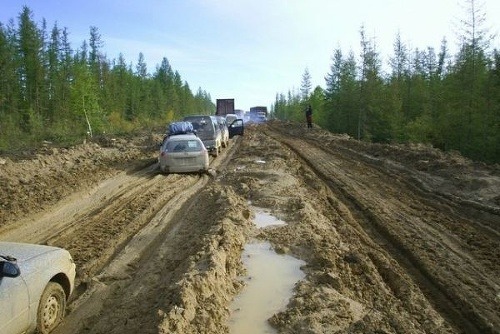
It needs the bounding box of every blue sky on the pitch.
[1,0,499,111]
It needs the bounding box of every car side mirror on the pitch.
[0,261,21,278]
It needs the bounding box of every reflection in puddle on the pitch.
[252,207,287,228]
[229,242,305,334]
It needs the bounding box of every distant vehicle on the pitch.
[249,106,268,123]
[0,242,76,334]
[225,113,238,126]
[215,98,235,116]
[183,115,222,156]
[158,133,209,174]
[215,116,229,148]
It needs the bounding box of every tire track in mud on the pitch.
[2,155,218,295]
[329,140,500,239]
[266,129,499,333]
[53,137,246,334]
[2,134,247,334]
[5,130,238,277]
[48,170,202,287]
[3,160,206,299]
[53,174,213,334]
[0,164,159,244]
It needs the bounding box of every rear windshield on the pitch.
[164,139,203,152]
[184,118,214,137]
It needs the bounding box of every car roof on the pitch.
[166,134,199,141]
[184,115,212,120]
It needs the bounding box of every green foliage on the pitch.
[0,7,215,152]
[309,86,326,127]
[275,1,500,163]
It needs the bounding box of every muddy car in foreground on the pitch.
[0,242,76,334]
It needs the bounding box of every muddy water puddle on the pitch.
[229,208,304,333]
[251,206,287,228]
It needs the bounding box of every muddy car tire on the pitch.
[36,282,66,334]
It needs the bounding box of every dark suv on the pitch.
[183,115,222,156]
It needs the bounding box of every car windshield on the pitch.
[165,139,202,152]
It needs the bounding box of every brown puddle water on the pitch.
[229,208,305,333]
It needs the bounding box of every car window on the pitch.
[186,120,214,137]
[165,139,202,152]
[226,115,237,124]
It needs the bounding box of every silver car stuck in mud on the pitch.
[0,242,76,334]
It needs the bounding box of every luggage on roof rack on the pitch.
[167,121,195,136]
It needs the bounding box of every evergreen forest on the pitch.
[2,4,499,164]
[273,4,500,164]
[0,7,215,151]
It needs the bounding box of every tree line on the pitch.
[0,6,214,151]
[273,1,500,163]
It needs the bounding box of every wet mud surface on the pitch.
[1,121,499,333]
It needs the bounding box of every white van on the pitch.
[225,114,238,126]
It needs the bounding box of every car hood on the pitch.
[0,242,62,263]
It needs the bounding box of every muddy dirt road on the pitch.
[1,121,499,333]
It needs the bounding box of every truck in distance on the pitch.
[249,106,268,123]
[215,99,235,116]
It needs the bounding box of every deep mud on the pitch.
[0,121,499,333]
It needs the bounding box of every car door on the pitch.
[228,119,244,138]
[0,265,31,334]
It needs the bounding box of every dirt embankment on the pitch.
[1,121,499,333]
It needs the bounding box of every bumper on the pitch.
[159,158,209,174]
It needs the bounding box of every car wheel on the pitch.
[37,282,66,334]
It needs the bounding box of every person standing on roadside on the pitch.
[305,104,313,128]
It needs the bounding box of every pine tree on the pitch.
[339,51,359,136]
[0,21,21,127]
[324,48,343,132]
[46,23,61,123]
[358,25,384,141]
[447,0,494,158]
[59,27,73,116]
[17,6,45,132]
[300,67,312,101]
